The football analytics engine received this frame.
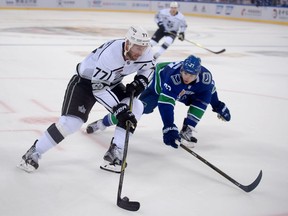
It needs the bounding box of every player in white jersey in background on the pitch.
[151,2,187,59]
[18,26,155,173]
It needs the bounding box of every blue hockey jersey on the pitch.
[142,61,215,128]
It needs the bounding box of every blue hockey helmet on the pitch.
[181,55,202,75]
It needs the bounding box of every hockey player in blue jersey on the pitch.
[87,55,230,149]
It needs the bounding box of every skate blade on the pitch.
[100,161,121,174]
[181,139,195,148]
[17,160,36,173]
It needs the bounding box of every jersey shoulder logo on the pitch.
[92,82,104,90]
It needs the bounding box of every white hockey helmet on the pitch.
[170,2,178,8]
[125,26,150,47]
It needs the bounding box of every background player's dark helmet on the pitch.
[181,55,202,75]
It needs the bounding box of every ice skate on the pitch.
[100,140,124,173]
[86,119,106,134]
[180,125,197,148]
[17,140,41,173]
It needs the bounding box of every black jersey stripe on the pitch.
[94,89,119,112]
[62,75,81,115]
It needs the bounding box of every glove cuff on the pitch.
[212,101,225,113]
[163,125,178,134]
[113,103,128,116]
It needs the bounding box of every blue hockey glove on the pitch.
[162,124,181,149]
[126,75,148,97]
[212,101,231,121]
[178,32,185,41]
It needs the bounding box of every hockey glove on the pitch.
[178,32,185,41]
[113,103,137,128]
[157,21,165,32]
[212,101,231,121]
[126,75,148,97]
[162,124,181,149]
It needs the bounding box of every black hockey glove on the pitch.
[113,103,137,128]
[162,124,181,149]
[178,32,185,41]
[157,21,165,32]
[212,101,231,121]
[126,75,148,97]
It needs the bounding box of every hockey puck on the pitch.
[123,196,129,201]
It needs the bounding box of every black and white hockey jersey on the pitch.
[77,39,155,112]
[155,8,187,33]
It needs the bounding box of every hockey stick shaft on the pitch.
[168,32,226,54]
[180,144,262,192]
[116,91,140,211]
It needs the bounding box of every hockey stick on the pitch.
[116,91,140,211]
[180,144,262,192]
[168,32,226,54]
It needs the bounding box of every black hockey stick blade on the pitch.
[208,48,226,54]
[180,144,263,193]
[184,39,226,54]
[117,196,140,211]
[238,170,263,192]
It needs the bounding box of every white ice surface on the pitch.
[0,10,288,216]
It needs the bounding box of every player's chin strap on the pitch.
[123,39,131,58]
[167,31,226,54]
[116,90,140,212]
[124,39,138,59]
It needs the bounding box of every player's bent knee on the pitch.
[58,115,83,135]
[46,116,83,144]
[120,98,144,121]
[49,115,83,143]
